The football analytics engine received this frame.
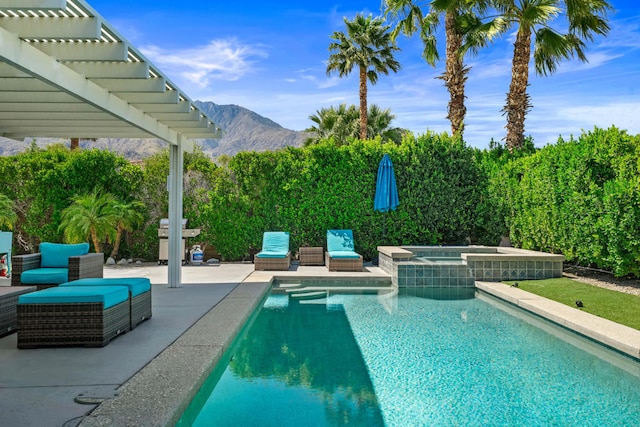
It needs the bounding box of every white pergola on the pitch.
[0,0,221,287]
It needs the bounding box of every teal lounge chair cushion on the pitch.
[20,268,68,285]
[327,229,356,252]
[18,285,129,309]
[256,232,290,258]
[60,278,151,297]
[328,250,361,259]
[40,242,90,268]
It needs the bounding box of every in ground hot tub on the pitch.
[377,245,565,294]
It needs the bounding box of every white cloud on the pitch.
[140,39,268,88]
[557,102,640,132]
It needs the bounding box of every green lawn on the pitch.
[503,278,640,331]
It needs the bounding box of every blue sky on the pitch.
[88,0,639,149]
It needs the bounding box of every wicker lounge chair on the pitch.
[17,285,130,348]
[11,242,103,290]
[254,231,291,271]
[325,229,363,272]
[60,278,152,329]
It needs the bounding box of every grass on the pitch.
[504,278,640,331]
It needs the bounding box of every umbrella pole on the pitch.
[382,212,387,240]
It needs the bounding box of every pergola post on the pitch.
[168,141,184,288]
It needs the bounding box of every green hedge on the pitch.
[487,127,640,276]
[203,134,488,260]
[8,127,638,276]
[0,146,142,252]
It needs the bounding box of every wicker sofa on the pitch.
[11,242,103,290]
[325,229,363,272]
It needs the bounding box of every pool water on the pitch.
[177,292,640,427]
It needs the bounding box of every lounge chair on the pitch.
[325,229,363,272]
[11,242,103,290]
[254,231,291,271]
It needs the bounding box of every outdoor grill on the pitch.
[157,219,201,265]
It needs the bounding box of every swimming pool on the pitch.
[177,290,640,426]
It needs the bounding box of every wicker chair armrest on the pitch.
[11,253,42,286]
[68,252,104,282]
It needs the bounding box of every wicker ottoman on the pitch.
[0,286,36,337]
[299,247,324,266]
[17,285,130,348]
[60,278,152,329]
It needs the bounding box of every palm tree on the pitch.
[59,190,117,253]
[110,200,145,260]
[366,104,407,144]
[305,104,360,146]
[305,104,405,145]
[0,194,17,230]
[384,0,498,138]
[495,0,612,151]
[326,14,401,140]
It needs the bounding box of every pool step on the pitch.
[288,290,327,300]
[279,283,302,289]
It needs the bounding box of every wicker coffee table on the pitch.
[299,247,324,266]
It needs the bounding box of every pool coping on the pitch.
[79,276,639,426]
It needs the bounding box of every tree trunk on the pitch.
[440,10,468,138]
[70,137,80,150]
[111,227,123,260]
[90,229,102,253]
[504,27,532,152]
[359,65,368,140]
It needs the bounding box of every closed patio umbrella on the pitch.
[374,154,399,238]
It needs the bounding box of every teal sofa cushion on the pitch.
[40,242,90,268]
[327,250,361,259]
[60,278,151,297]
[256,232,289,258]
[327,229,356,252]
[18,285,129,309]
[20,268,69,285]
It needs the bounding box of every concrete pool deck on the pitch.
[0,263,638,426]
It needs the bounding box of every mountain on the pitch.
[195,102,309,157]
[0,102,309,160]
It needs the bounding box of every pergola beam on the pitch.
[0,17,101,39]
[0,0,65,9]
[30,41,129,61]
[63,61,150,78]
[89,77,167,92]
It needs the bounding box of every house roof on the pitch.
[0,0,221,145]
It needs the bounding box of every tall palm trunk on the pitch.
[440,10,468,138]
[504,27,532,152]
[358,65,368,140]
